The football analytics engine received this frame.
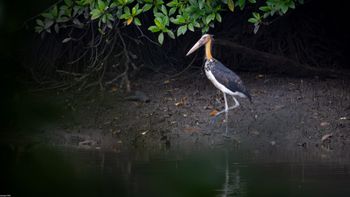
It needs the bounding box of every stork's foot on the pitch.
[215,106,239,117]
[210,109,230,124]
[209,115,220,125]
[210,110,225,124]
[215,109,227,117]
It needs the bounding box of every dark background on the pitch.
[1,0,349,130]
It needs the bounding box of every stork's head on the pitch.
[186,34,213,56]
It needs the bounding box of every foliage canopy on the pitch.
[35,0,303,44]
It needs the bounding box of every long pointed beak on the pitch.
[186,39,205,56]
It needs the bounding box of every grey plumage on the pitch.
[205,59,252,102]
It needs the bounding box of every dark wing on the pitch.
[211,59,252,101]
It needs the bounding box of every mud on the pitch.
[38,71,350,155]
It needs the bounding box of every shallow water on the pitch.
[1,145,350,197]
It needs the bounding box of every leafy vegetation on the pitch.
[30,0,304,91]
[35,0,303,44]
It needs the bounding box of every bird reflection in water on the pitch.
[216,152,246,197]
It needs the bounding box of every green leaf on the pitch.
[142,4,153,12]
[154,12,164,18]
[106,13,114,21]
[154,18,163,29]
[227,0,234,12]
[118,0,125,5]
[98,0,106,11]
[166,0,177,7]
[290,2,296,9]
[199,0,204,9]
[248,17,257,23]
[248,0,256,3]
[61,5,72,17]
[110,2,117,8]
[206,13,215,24]
[44,20,54,29]
[35,26,44,33]
[64,0,73,6]
[252,12,260,19]
[177,16,186,24]
[263,12,270,18]
[116,7,123,18]
[281,5,288,14]
[259,6,270,12]
[52,5,58,18]
[101,14,107,23]
[237,0,246,10]
[107,21,113,29]
[188,23,194,31]
[120,13,129,19]
[162,16,169,26]
[148,25,160,32]
[136,8,143,15]
[73,5,83,16]
[169,7,176,16]
[270,9,276,16]
[125,0,134,4]
[134,17,141,26]
[193,21,200,28]
[132,5,137,15]
[158,32,164,44]
[216,13,222,22]
[177,25,187,36]
[161,5,167,15]
[98,27,105,35]
[57,16,70,23]
[170,15,186,25]
[201,25,209,33]
[189,0,196,6]
[91,9,102,20]
[42,12,54,20]
[167,30,175,39]
[170,17,178,24]
[36,19,44,27]
[124,7,130,15]
[62,37,72,43]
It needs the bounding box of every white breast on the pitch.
[205,69,246,98]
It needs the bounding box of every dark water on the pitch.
[1,145,350,197]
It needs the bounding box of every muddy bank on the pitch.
[36,71,350,155]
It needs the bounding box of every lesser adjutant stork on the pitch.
[186,34,251,132]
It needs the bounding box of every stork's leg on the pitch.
[210,93,226,125]
[216,94,240,116]
[212,95,239,136]
[224,94,229,136]
[216,93,229,116]
[228,96,240,110]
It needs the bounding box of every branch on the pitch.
[135,26,160,46]
[168,52,198,79]
[215,39,350,77]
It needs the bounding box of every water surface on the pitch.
[1,145,350,197]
